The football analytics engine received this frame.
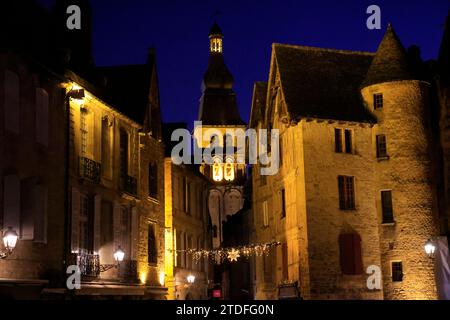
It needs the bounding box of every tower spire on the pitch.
[362,23,413,87]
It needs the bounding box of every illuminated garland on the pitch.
[176,241,281,264]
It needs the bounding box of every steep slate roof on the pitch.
[362,24,413,87]
[249,82,267,128]
[274,44,377,123]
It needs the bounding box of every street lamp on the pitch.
[1,227,18,259]
[99,246,125,272]
[113,246,125,263]
[424,239,436,258]
[187,274,196,284]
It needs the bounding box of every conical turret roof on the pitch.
[362,24,413,87]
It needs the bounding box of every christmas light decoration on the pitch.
[174,241,281,264]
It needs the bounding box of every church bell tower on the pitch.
[194,23,247,248]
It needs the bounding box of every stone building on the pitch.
[162,123,213,300]
[65,49,166,298]
[0,1,68,299]
[0,0,168,299]
[250,23,446,300]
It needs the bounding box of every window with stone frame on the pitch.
[391,261,403,282]
[381,190,394,223]
[376,134,388,158]
[338,175,356,210]
[335,128,354,154]
[374,93,383,109]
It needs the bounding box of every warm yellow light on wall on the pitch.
[71,83,82,91]
[159,272,165,286]
[139,272,147,284]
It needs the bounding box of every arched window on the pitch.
[212,158,223,182]
[224,158,235,182]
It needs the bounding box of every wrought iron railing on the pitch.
[121,175,138,196]
[75,253,138,281]
[77,253,101,277]
[79,157,101,184]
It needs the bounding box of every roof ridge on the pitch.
[273,43,375,56]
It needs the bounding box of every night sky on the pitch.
[40,0,449,127]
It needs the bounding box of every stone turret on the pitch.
[361,24,438,299]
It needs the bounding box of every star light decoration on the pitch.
[180,241,281,264]
[227,248,240,262]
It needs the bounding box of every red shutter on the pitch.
[339,234,354,274]
[339,233,363,275]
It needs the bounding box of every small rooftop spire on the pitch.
[362,23,413,87]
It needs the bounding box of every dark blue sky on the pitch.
[41,0,449,126]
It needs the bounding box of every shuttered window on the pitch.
[3,175,20,235]
[339,233,363,275]
[20,177,35,240]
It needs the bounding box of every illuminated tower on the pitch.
[194,23,247,248]
[361,24,438,299]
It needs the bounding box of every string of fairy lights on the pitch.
[174,241,281,264]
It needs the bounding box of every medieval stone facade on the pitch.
[250,22,448,300]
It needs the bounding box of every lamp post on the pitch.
[99,246,125,272]
[424,239,436,258]
[1,227,18,259]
